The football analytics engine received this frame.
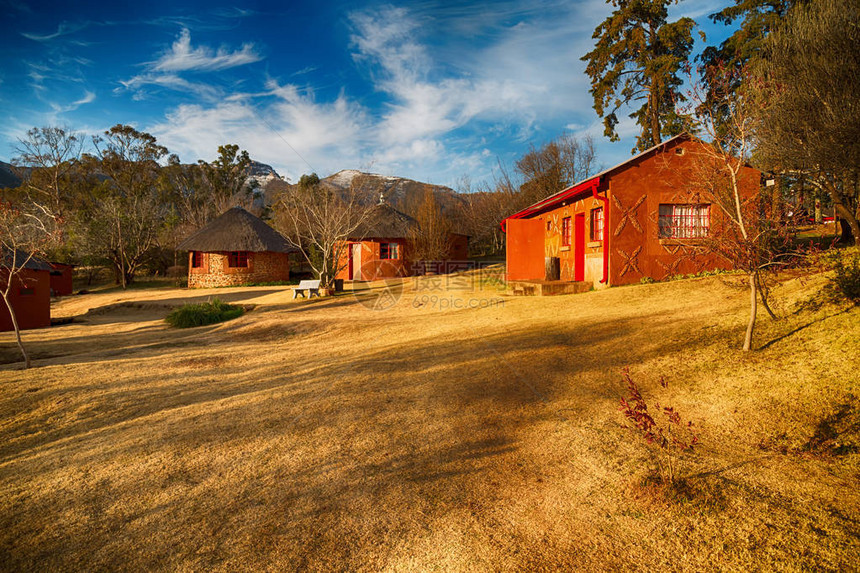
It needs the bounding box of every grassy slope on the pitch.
[0,271,857,571]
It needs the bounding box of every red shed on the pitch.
[502,134,761,288]
[1,251,52,331]
[49,262,74,296]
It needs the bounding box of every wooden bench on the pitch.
[292,279,321,299]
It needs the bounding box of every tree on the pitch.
[272,173,373,289]
[0,200,57,368]
[697,0,796,139]
[459,134,599,256]
[408,189,453,264]
[751,0,860,243]
[581,0,696,152]
[685,65,789,351]
[198,144,258,216]
[516,133,597,206]
[83,125,169,288]
[11,126,83,237]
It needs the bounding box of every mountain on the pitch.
[0,161,22,189]
[317,170,463,217]
[246,161,283,189]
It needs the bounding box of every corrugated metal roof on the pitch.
[1,248,53,271]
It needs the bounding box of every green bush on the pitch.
[831,249,860,303]
[165,298,244,328]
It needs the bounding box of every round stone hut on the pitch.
[178,207,296,288]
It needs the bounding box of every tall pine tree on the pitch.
[581,0,695,153]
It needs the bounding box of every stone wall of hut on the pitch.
[188,251,290,288]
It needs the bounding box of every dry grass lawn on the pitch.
[0,267,858,571]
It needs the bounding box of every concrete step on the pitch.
[508,280,592,296]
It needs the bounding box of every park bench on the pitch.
[292,279,321,299]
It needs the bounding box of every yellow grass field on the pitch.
[1,267,858,571]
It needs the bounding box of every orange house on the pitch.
[336,204,469,281]
[1,252,52,331]
[502,134,761,287]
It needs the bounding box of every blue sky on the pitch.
[1,0,735,188]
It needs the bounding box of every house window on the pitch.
[380,242,399,260]
[228,251,249,267]
[191,251,204,268]
[658,204,711,238]
[590,207,604,241]
[562,217,572,246]
[19,287,34,296]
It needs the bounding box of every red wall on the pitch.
[505,218,546,281]
[336,233,470,281]
[50,263,74,296]
[336,239,410,281]
[0,269,51,331]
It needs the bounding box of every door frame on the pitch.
[574,213,585,282]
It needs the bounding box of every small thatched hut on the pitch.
[178,207,296,288]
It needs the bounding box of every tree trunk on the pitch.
[743,272,757,352]
[755,271,777,320]
[823,180,859,244]
[1,291,30,369]
[649,81,662,147]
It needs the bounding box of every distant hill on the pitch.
[0,161,22,189]
[317,170,463,218]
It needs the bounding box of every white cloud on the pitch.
[149,28,262,72]
[140,0,641,187]
[21,21,88,42]
[147,82,369,181]
[119,28,262,101]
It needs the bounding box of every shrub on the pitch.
[619,368,698,484]
[830,249,860,303]
[165,298,244,328]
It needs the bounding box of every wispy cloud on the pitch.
[119,28,263,101]
[144,2,612,185]
[148,28,262,72]
[21,21,88,42]
[48,90,96,114]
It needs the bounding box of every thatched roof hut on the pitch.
[349,204,417,239]
[178,207,296,253]
[178,207,296,289]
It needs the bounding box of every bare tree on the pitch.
[0,201,57,368]
[12,126,83,226]
[461,133,599,256]
[516,133,598,207]
[272,173,373,289]
[685,65,788,351]
[409,188,453,264]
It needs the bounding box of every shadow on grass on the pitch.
[758,306,854,350]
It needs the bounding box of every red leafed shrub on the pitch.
[619,367,699,484]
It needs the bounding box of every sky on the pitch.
[0,0,737,188]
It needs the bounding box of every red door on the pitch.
[574,213,585,282]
